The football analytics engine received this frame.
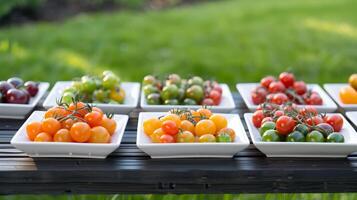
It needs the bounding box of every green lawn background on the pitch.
[0,0,357,199]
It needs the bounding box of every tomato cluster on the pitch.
[26,101,117,143]
[251,72,323,106]
[61,71,125,105]
[142,74,223,106]
[143,108,235,143]
[252,103,344,143]
[339,74,357,104]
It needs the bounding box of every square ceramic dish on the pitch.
[11,111,128,159]
[236,83,337,112]
[346,112,357,128]
[0,82,49,119]
[137,112,249,158]
[140,84,235,112]
[323,84,357,111]
[43,81,140,114]
[244,113,357,157]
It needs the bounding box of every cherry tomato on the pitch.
[176,131,195,143]
[274,110,284,118]
[260,76,275,88]
[84,111,103,127]
[212,85,222,94]
[293,81,307,95]
[202,98,215,106]
[160,134,175,143]
[306,93,323,105]
[160,114,181,127]
[299,106,318,117]
[251,86,268,105]
[180,120,195,134]
[34,132,52,142]
[54,129,73,142]
[209,114,227,132]
[279,72,295,88]
[101,116,117,135]
[92,107,104,115]
[89,126,111,143]
[42,118,61,136]
[150,128,165,143]
[217,128,235,141]
[69,102,89,117]
[266,93,275,102]
[261,117,273,124]
[195,119,217,137]
[161,120,179,135]
[198,134,216,143]
[70,122,91,142]
[276,116,296,135]
[324,114,344,132]
[271,93,288,105]
[190,110,202,122]
[252,110,265,128]
[268,81,286,93]
[209,90,221,105]
[61,118,76,130]
[306,116,323,126]
[44,106,70,119]
[339,86,357,104]
[26,121,43,141]
[197,108,212,119]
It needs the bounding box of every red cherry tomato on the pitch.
[202,98,215,106]
[260,76,275,88]
[299,106,318,117]
[252,110,265,128]
[274,110,284,118]
[307,93,323,105]
[261,117,273,124]
[209,90,221,105]
[161,120,179,135]
[324,114,344,132]
[212,85,222,94]
[306,116,323,126]
[160,134,175,143]
[251,86,268,105]
[293,81,307,95]
[279,72,295,88]
[268,81,286,93]
[276,116,296,135]
[271,93,288,105]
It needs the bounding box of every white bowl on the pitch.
[11,111,128,159]
[136,112,250,158]
[346,112,357,127]
[236,83,337,112]
[0,82,49,119]
[43,81,140,114]
[244,113,357,158]
[323,84,357,111]
[140,84,235,112]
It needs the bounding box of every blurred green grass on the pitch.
[0,0,356,86]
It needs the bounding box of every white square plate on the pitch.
[43,81,140,114]
[244,113,357,157]
[323,84,357,111]
[236,83,337,112]
[140,84,235,112]
[346,112,357,128]
[11,111,128,159]
[137,112,250,158]
[0,82,49,119]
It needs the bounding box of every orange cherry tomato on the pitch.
[197,108,212,119]
[100,116,117,135]
[217,127,236,141]
[89,126,111,143]
[190,110,201,123]
[70,122,91,142]
[26,121,42,141]
[42,118,61,136]
[85,111,103,127]
[54,129,73,142]
[44,106,70,119]
[61,118,76,130]
[160,114,181,127]
[34,132,52,142]
[143,118,162,136]
[69,102,89,117]
[150,128,165,143]
[339,86,357,104]
[92,107,104,115]
[209,114,228,132]
[179,120,195,134]
[195,119,216,137]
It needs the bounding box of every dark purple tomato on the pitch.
[0,81,14,95]
[24,81,39,97]
[7,77,23,88]
[6,88,29,104]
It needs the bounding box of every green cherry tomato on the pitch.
[286,131,305,142]
[71,81,83,91]
[216,133,232,142]
[63,87,77,94]
[166,74,181,86]
[146,93,161,105]
[183,98,197,105]
[161,84,179,101]
[143,75,156,85]
[176,131,195,143]
[178,88,185,101]
[188,76,204,87]
[185,85,204,103]
[327,133,344,143]
[81,78,97,93]
[143,85,159,97]
[306,131,325,142]
[262,130,280,142]
[164,99,179,105]
[293,124,309,136]
[259,122,276,136]
[62,92,75,104]
[198,134,216,143]
[93,89,109,102]
[102,74,120,89]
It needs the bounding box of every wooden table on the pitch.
[0,93,357,195]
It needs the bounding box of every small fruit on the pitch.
[176,131,195,143]
[195,119,216,137]
[286,131,305,142]
[262,130,280,142]
[276,116,296,136]
[198,134,216,143]
[293,124,309,136]
[216,132,232,142]
[209,114,227,132]
[327,133,344,143]
[89,126,111,143]
[70,122,91,142]
[349,74,357,90]
[306,131,325,142]
[324,114,344,132]
[101,116,117,135]
[217,128,236,141]
[161,120,179,135]
[160,134,175,143]
[42,118,61,136]
[259,122,276,136]
[34,132,52,142]
[54,129,73,142]
[26,121,43,141]
[339,86,357,104]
